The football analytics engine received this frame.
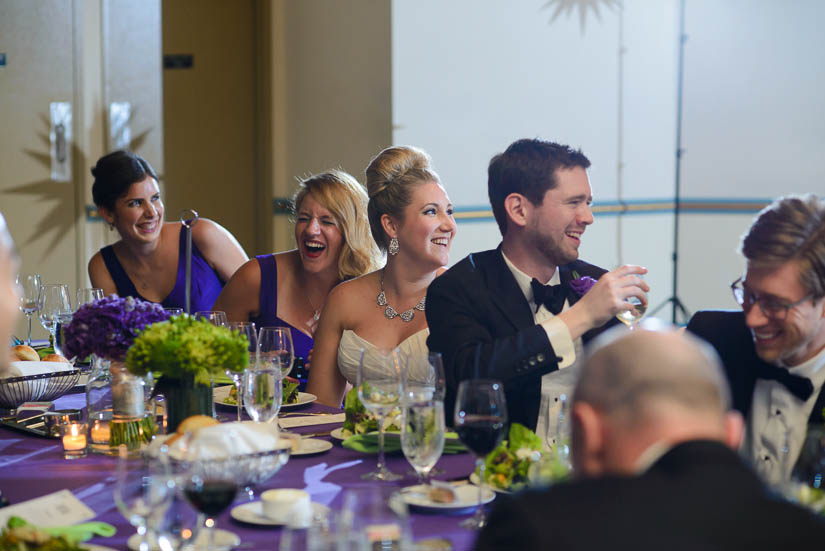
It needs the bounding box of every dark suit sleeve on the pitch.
[474,494,544,551]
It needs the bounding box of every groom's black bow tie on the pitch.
[756,363,814,401]
[530,278,566,315]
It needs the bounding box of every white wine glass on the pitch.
[194,310,227,327]
[227,321,257,421]
[76,287,104,309]
[454,379,508,529]
[401,398,445,486]
[357,347,402,481]
[259,326,294,378]
[37,283,72,356]
[114,445,174,551]
[15,273,41,346]
[401,351,447,477]
[615,295,647,329]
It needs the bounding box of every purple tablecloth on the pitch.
[0,395,481,551]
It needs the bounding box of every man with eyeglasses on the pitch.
[687,194,825,484]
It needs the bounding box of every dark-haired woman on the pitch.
[87,150,247,312]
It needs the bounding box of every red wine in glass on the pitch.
[455,415,505,456]
[184,480,238,517]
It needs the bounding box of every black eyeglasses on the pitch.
[730,277,811,320]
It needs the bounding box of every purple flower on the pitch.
[63,295,170,361]
[570,276,597,297]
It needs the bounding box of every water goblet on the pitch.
[76,287,104,309]
[194,310,227,327]
[227,321,258,421]
[357,347,402,481]
[37,283,72,356]
[401,398,445,487]
[15,273,41,345]
[401,352,447,477]
[259,326,294,378]
[243,367,282,423]
[454,379,508,529]
[114,445,174,551]
[338,487,411,551]
[164,307,184,317]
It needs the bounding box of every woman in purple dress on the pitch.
[213,170,380,362]
[88,151,248,312]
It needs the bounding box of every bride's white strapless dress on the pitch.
[337,328,430,385]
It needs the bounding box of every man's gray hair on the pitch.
[573,323,731,424]
[740,194,825,299]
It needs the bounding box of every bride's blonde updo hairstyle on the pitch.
[293,170,381,280]
[365,146,440,252]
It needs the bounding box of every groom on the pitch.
[426,139,648,440]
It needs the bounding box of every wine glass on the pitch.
[15,273,40,346]
[242,367,282,423]
[227,321,257,422]
[164,307,184,317]
[76,287,104,309]
[194,310,227,327]
[259,326,294,378]
[37,283,72,356]
[615,278,648,329]
[154,492,204,551]
[454,379,508,529]
[280,505,335,551]
[181,450,242,551]
[401,398,445,487]
[114,445,174,551]
[338,487,411,551]
[401,351,447,477]
[357,347,402,481]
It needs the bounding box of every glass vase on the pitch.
[153,374,213,433]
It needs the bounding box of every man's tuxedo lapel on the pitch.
[480,249,535,330]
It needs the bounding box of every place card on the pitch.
[0,489,95,527]
[278,413,345,429]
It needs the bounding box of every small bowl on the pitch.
[261,489,311,523]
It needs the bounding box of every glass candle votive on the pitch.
[60,422,88,459]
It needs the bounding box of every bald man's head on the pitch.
[570,325,742,477]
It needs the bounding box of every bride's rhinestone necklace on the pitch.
[377,269,426,322]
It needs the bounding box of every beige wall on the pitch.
[268,0,392,252]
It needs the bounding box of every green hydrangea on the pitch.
[125,315,249,385]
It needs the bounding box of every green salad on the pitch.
[224,378,299,406]
[341,387,400,437]
[476,423,570,491]
[0,517,85,551]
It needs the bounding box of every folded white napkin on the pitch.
[0,361,74,379]
[160,421,286,460]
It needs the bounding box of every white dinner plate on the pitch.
[213,386,317,410]
[401,484,495,513]
[230,500,329,526]
[127,528,240,551]
[291,437,333,456]
[469,472,512,494]
[329,427,347,440]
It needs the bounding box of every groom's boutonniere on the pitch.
[570,271,597,297]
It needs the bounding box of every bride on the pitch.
[306,146,457,406]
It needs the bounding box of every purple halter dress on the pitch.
[249,254,314,362]
[99,228,224,312]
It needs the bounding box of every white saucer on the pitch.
[401,484,495,513]
[292,438,333,456]
[329,427,347,440]
[230,500,329,526]
[127,528,240,551]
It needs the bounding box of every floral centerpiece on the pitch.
[126,315,249,432]
[63,296,169,453]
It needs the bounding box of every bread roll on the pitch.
[12,345,39,362]
[166,414,219,447]
[42,353,69,363]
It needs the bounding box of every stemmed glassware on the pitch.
[76,287,104,309]
[194,310,228,327]
[454,379,508,529]
[37,283,72,356]
[401,352,447,481]
[227,321,257,421]
[15,273,40,346]
[259,326,294,378]
[357,347,403,481]
[114,445,174,551]
[242,367,282,423]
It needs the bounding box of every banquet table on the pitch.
[0,392,482,551]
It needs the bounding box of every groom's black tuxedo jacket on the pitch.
[687,310,825,425]
[426,247,618,430]
[475,440,825,551]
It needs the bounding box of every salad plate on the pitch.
[230,500,329,526]
[330,427,347,440]
[281,392,317,410]
[214,385,316,409]
[291,437,333,456]
[401,484,495,513]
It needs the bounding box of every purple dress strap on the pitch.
[250,254,313,361]
[99,228,224,312]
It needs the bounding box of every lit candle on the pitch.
[90,420,110,443]
[61,422,88,459]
